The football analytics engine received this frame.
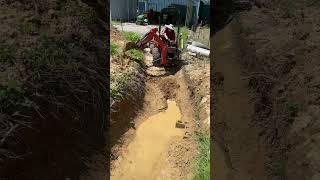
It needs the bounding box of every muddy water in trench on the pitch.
[111,100,184,180]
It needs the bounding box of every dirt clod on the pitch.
[176,122,186,129]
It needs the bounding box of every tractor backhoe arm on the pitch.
[135,28,168,65]
[136,28,158,47]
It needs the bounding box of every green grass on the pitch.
[111,20,121,25]
[0,44,15,63]
[274,159,286,178]
[125,49,144,61]
[21,35,83,82]
[123,31,141,42]
[283,99,299,124]
[110,42,120,56]
[61,0,98,24]
[110,72,130,99]
[19,21,40,34]
[22,35,77,66]
[192,92,210,180]
[0,79,34,114]
[194,130,210,180]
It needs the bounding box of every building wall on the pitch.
[111,0,137,21]
[147,0,200,11]
[146,0,200,26]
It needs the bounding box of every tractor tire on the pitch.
[151,47,161,65]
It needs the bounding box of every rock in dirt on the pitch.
[176,121,186,129]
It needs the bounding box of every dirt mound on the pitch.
[124,41,139,52]
[237,2,320,179]
[0,0,107,178]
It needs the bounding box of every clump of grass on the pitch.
[274,159,286,178]
[59,0,98,24]
[19,21,39,34]
[0,79,34,113]
[21,35,78,71]
[110,72,130,99]
[110,42,119,56]
[18,16,41,35]
[283,100,299,123]
[125,49,144,61]
[194,131,210,180]
[123,31,141,42]
[0,44,15,63]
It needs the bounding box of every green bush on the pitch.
[125,49,144,61]
[123,31,141,42]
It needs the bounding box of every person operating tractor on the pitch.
[161,24,176,45]
[134,23,180,66]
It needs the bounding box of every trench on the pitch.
[109,50,197,180]
[111,100,183,179]
[212,19,267,180]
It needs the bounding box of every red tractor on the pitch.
[135,9,182,67]
[135,26,181,66]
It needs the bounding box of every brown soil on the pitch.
[238,3,320,180]
[183,52,210,128]
[0,0,108,179]
[213,1,320,180]
[212,20,267,180]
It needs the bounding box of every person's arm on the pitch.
[162,29,170,40]
[164,33,169,40]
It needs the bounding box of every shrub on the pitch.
[110,72,130,99]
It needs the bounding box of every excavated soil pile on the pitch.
[216,1,320,179]
[0,0,107,179]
